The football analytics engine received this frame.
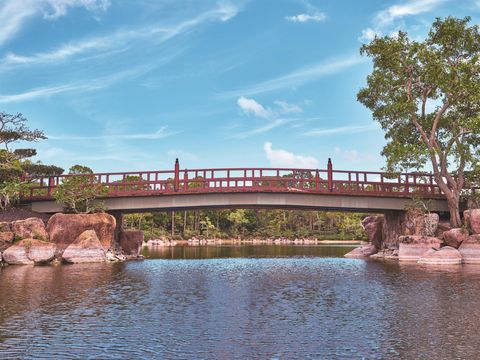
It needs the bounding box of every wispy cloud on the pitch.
[304,124,375,137]
[0,0,110,47]
[2,2,241,65]
[0,65,152,104]
[274,100,303,114]
[48,126,176,141]
[237,96,273,118]
[286,13,326,23]
[222,55,364,97]
[264,142,319,168]
[375,0,445,26]
[234,119,288,139]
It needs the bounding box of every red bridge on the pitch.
[25,159,451,214]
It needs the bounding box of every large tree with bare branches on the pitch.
[357,17,480,227]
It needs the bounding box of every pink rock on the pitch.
[467,209,480,234]
[459,235,480,264]
[0,231,14,251]
[398,235,441,261]
[418,246,462,265]
[344,244,377,258]
[12,217,48,241]
[443,228,469,248]
[2,239,55,265]
[62,230,106,264]
[361,216,383,249]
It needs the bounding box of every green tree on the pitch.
[227,209,249,237]
[53,165,108,213]
[357,17,480,226]
[0,112,63,209]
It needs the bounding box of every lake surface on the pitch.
[2,244,480,359]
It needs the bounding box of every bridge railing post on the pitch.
[183,170,188,191]
[327,158,333,192]
[48,177,55,197]
[174,158,180,192]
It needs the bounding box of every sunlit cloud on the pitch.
[264,142,319,168]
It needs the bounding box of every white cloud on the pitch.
[234,119,288,139]
[48,126,175,141]
[335,147,361,162]
[304,124,375,137]
[222,55,364,97]
[264,142,319,168]
[0,65,151,103]
[237,96,272,118]
[375,0,445,26]
[0,0,110,46]
[2,2,240,65]
[359,28,381,42]
[274,100,303,114]
[286,12,326,23]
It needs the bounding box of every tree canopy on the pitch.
[357,17,480,226]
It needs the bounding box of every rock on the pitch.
[467,209,480,234]
[418,246,462,265]
[0,222,11,232]
[459,235,480,264]
[464,210,472,230]
[119,230,144,256]
[398,235,441,261]
[47,213,116,257]
[12,217,48,241]
[436,220,453,239]
[442,228,469,248]
[0,231,14,251]
[407,212,439,236]
[105,250,118,262]
[361,216,384,249]
[344,244,377,258]
[62,230,106,263]
[2,239,55,265]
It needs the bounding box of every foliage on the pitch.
[53,165,108,213]
[0,112,63,209]
[357,16,480,226]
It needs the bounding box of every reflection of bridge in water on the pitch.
[24,159,451,214]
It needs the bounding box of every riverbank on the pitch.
[144,238,363,247]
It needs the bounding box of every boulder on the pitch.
[398,235,441,261]
[436,220,453,239]
[361,216,383,249]
[2,239,55,265]
[119,230,144,256]
[12,217,48,241]
[459,235,480,264]
[62,230,106,263]
[418,246,462,265]
[467,209,480,234]
[0,231,14,251]
[407,213,439,236]
[47,213,116,257]
[0,222,11,232]
[442,228,469,248]
[344,244,377,258]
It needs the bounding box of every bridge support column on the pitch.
[381,210,408,249]
[110,211,124,246]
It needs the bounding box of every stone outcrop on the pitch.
[62,230,106,263]
[119,230,144,256]
[2,239,55,265]
[47,213,116,257]
[361,216,383,249]
[406,212,439,236]
[459,235,480,264]
[344,243,377,258]
[0,231,14,252]
[418,246,462,265]
[442,228,469,249]
[12,217,48,241]
[0,222,11,232]
[436,220,453,239]
[465,209,480,234]
[398,235,441,261]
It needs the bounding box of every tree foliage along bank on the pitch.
[123,209,369,241]
[358,17,480,227]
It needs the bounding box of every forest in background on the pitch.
[124,209,369,241]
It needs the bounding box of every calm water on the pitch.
[1,245,480,359]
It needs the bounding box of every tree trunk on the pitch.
[446,192,462,228]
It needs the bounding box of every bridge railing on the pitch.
[23,159,444,200]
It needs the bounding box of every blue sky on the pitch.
[0,0,479,173]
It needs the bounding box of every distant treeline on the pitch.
[124,209,369,241]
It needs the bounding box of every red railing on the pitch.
[23,158,445,201]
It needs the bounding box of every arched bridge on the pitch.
[25,159,452,214]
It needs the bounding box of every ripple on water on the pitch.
[1,254,480,359]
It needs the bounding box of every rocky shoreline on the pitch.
[0,212,143,266]
[345,210,480,266]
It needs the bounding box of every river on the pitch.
[1,244,480,359]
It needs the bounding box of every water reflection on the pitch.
[1,247,480,359]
